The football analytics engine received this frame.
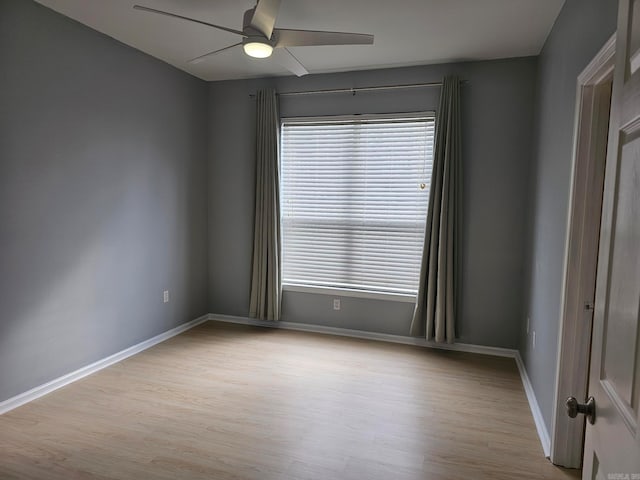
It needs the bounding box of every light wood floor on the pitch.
[0,321,580,480]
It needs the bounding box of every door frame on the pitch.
[550,34,616,468]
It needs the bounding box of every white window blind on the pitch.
[280,113,435,296]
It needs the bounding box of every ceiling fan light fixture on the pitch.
[243,40,273,58]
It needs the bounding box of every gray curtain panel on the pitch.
[410,76,462,343]
[249,88,282,321]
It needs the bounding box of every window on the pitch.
[280,113,435,299]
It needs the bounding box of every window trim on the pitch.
[279,111,435,301]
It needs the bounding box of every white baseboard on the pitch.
[515,352,551,457]
[209,313,550,457]
[208,313,518,357]
[0,315,209,415]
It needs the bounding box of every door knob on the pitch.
[566,396,596,424]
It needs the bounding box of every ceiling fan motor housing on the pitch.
[242,9,263,36]
[242,7,276,45]
[243,33,276,47]
[242,8,254,28]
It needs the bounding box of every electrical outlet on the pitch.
[532,330,536,350]
[526,317,530,334]
[333,298,340,310]
[163,290,170,303]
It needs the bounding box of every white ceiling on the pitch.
[35,0,565,82]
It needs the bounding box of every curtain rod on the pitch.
[248,81,466,98]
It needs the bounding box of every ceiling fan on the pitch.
[133,0,374,77]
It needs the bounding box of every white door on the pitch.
[582,1,640,478]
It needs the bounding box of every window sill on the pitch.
[282,283,417,303]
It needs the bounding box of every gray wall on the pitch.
[520,0,618,433]
[208,57,537,347]
[0,0,209,402]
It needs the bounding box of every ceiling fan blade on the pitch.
[249,0,281,39]
[272,48,308,77]
[133,5,245,37]
[188,42,243,64]
[274,29,373,47]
